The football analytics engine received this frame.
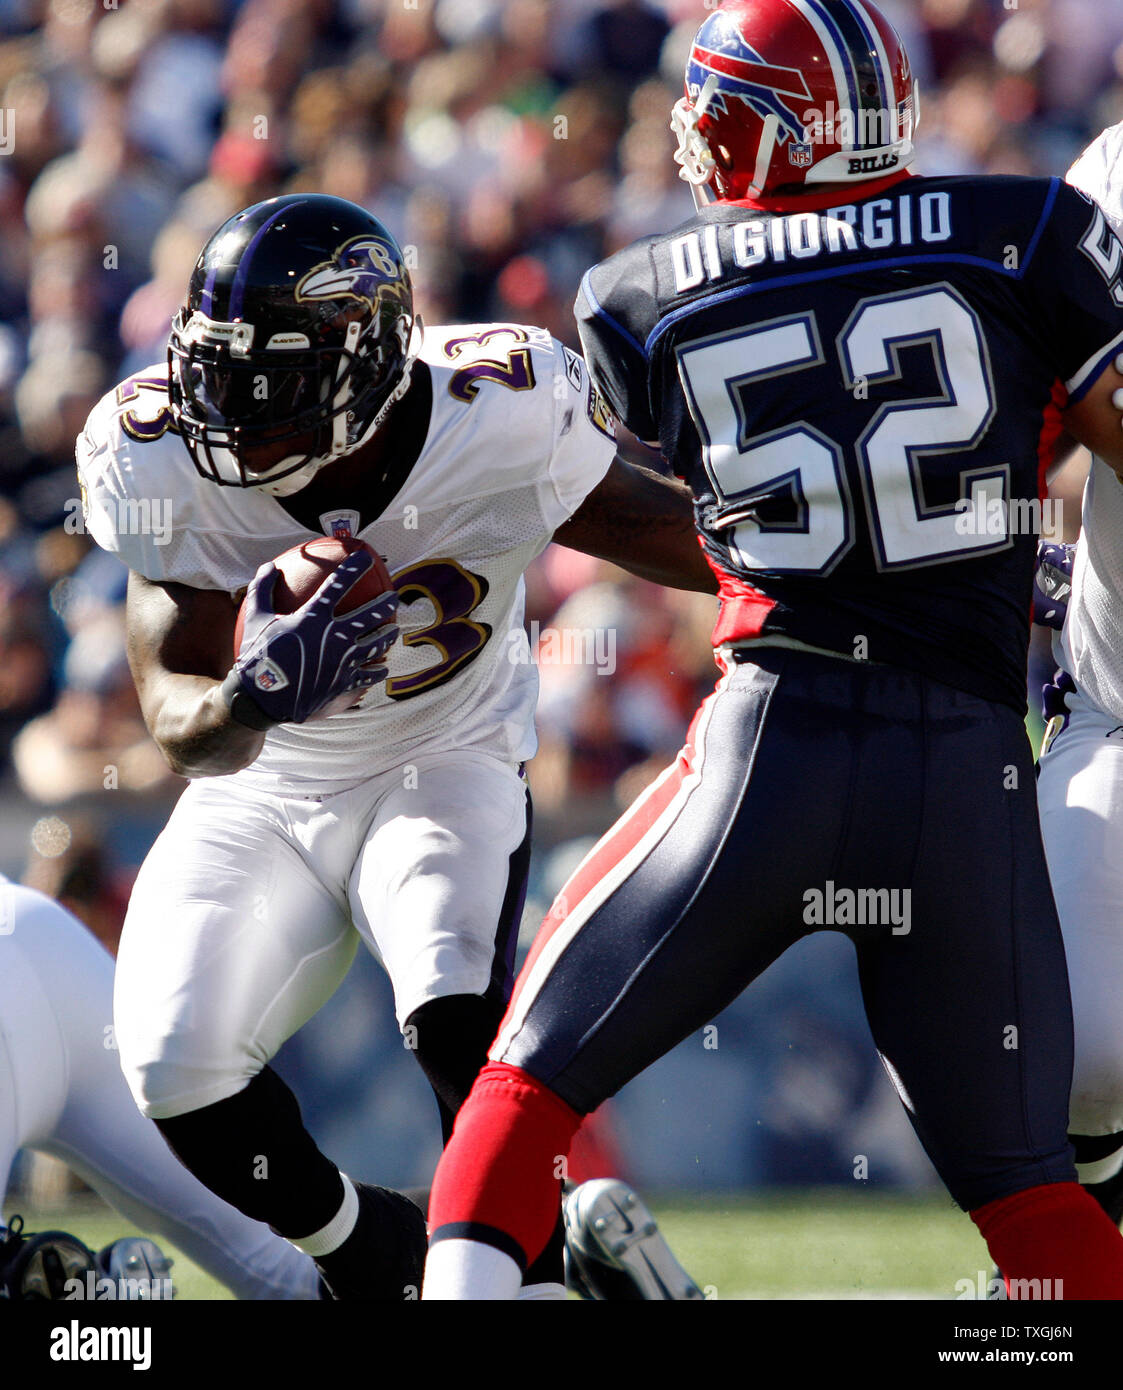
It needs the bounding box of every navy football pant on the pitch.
[493,648,1076,1211]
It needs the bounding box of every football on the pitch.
[234,536,395,655]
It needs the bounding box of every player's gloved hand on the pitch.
[1042,668,1077,723]
[220,551,399,729]
[1032,540,1075,629]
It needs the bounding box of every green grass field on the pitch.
[12,1188,992,1300]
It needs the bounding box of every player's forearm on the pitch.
[554,458,718,594]
[143,674,266,778]
[584,529,715,592]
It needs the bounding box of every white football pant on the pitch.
[0,882,320,1298]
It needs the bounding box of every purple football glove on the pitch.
[1041,668,1077,724]
[221,550,399,729]
[1032,540,1075,630]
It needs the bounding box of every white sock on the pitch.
[517,1282,567,1300]
[287,1173,359,1257]
[422,1239,522,1300]
[1077,1150,1123,1186]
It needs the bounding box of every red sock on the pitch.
[567,1106,628,1184]
[428,1062,582,1271]
[971,1181,1123,1299]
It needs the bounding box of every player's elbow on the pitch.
[146,682,265,779]
[154,732,260,780]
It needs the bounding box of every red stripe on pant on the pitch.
[501,684,712,1031]
[972,1182,1123,1298]
[428,1062,581,1271]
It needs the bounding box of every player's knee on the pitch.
[118,1045,260,1121]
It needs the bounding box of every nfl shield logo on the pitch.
[318,508,361,539]
[788,143,813,168]
[253,659,289,693]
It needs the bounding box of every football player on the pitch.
[422,0,1123,1299]
[76,194,713,1300]
[0,875,321,1299]
[1032,120,1123,1229]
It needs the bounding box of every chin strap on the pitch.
[748,113,780,200]
[258,316,426,497]
[330,320,364,459]
[347,312,426,451]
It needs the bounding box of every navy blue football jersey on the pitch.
[576,173,1123,710]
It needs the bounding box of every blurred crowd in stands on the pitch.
[0,0,1118,953]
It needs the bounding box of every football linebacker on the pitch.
[0,876,321,1299]
[1033,120,1123,1228]
[77,194,712,1299]
[423,0,1123,1298]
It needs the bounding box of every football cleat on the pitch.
[97,1237,175,1299]
[0,1215,97,1299]
[563,1179,704,1301]
[315,1183,428,1301]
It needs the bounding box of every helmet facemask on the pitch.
[169,308,416,493]
[671,73,722,209]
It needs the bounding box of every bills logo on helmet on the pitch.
[672,0,917,204]
[686,10,813,149]
[295,236,407,311]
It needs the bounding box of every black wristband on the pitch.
[220,668,278,732]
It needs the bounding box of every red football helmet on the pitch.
[671,0,919,205]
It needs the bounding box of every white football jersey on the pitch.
[1056,123,1123,720]
[77,324,617,792]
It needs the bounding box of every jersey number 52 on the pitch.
[677,284,1005,573]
